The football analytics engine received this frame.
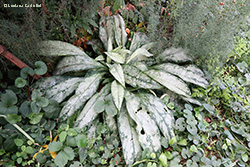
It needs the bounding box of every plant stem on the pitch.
[0,114,35,144]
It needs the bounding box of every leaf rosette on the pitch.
[34,14,208,165]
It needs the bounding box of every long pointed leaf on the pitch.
[140,93,175,143]
[123,65,162,89]
[135,110,161,152]
[54,55,103,75]
[38,40,86,56]
[118,106,141,165]
[75,84,111,128]
[154,63,208,88]
[105,51,125,64]
[111,80,124,111]
[126,48,153,64]
[145,69,191,97]
[43,77,85,103]
[114,15,122,46]
[109,64,125,87]
[129,32,148,53]
[32,76,70,91]
[59,73,104,120]
[157,47,192,63]
[117,14,127,46]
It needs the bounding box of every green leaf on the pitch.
[112,0,125,11]
[241,154,248,162]
[169,137,177,146]
[29,113,43,124]
[30,101,41,113]
[20,67,34,79]
[54,150,68,167]
[1,90,17,105]
[190,145,198,153]
[63,147,75,160]
[75,134,87,148]
[31,89,42,101]
[111,80,124,111]
[67,128,78,136]
[109,63,125,87]
[178,139,187,146]
[0,102,18,115]
[15,77,27,88]
[203,103,215,115]
[17,157,22,164]
[48,141,63,152]
[59,131,67,142]
[25,146,34,154]
[20,101,32,118]
[159,153,168,166]
[34,61,47,75]
[145,69,191,97]
[14,139,24,147]
[175,118,186,132]
[94,100,105,113]
[187,124,198,135]
[0,149,5,156]
[6,114,21,124]
[105,51,125,64]
[104,94,118,117]
[36,97,49,107]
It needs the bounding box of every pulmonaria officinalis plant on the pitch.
[34,14,208,165]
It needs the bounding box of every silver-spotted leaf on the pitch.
[157,48,192,63]
[111,80,124,111]
[117,106,141,165]
[145,69,191,97]
[123,65,162,89]
[54,55,103,75]
[135,110,161,152]
[75,84,110,128]
[43,77,84,103]
[38,40,86,56]
[154,63,208,88]
[140,93,175,143]
[60,73,103,120]
[109,63,125,87]
[105,51,125,64]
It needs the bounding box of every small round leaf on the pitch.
[36,97,49,108]
[15,77,27,88]
[20,67,34,79]
[34,61,47,75]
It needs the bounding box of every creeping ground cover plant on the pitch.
[34,14,208,166]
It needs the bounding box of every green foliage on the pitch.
[0,0,47,67]
[172,0,250,74]
[0,61,63,166]
[43,0,102,41]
